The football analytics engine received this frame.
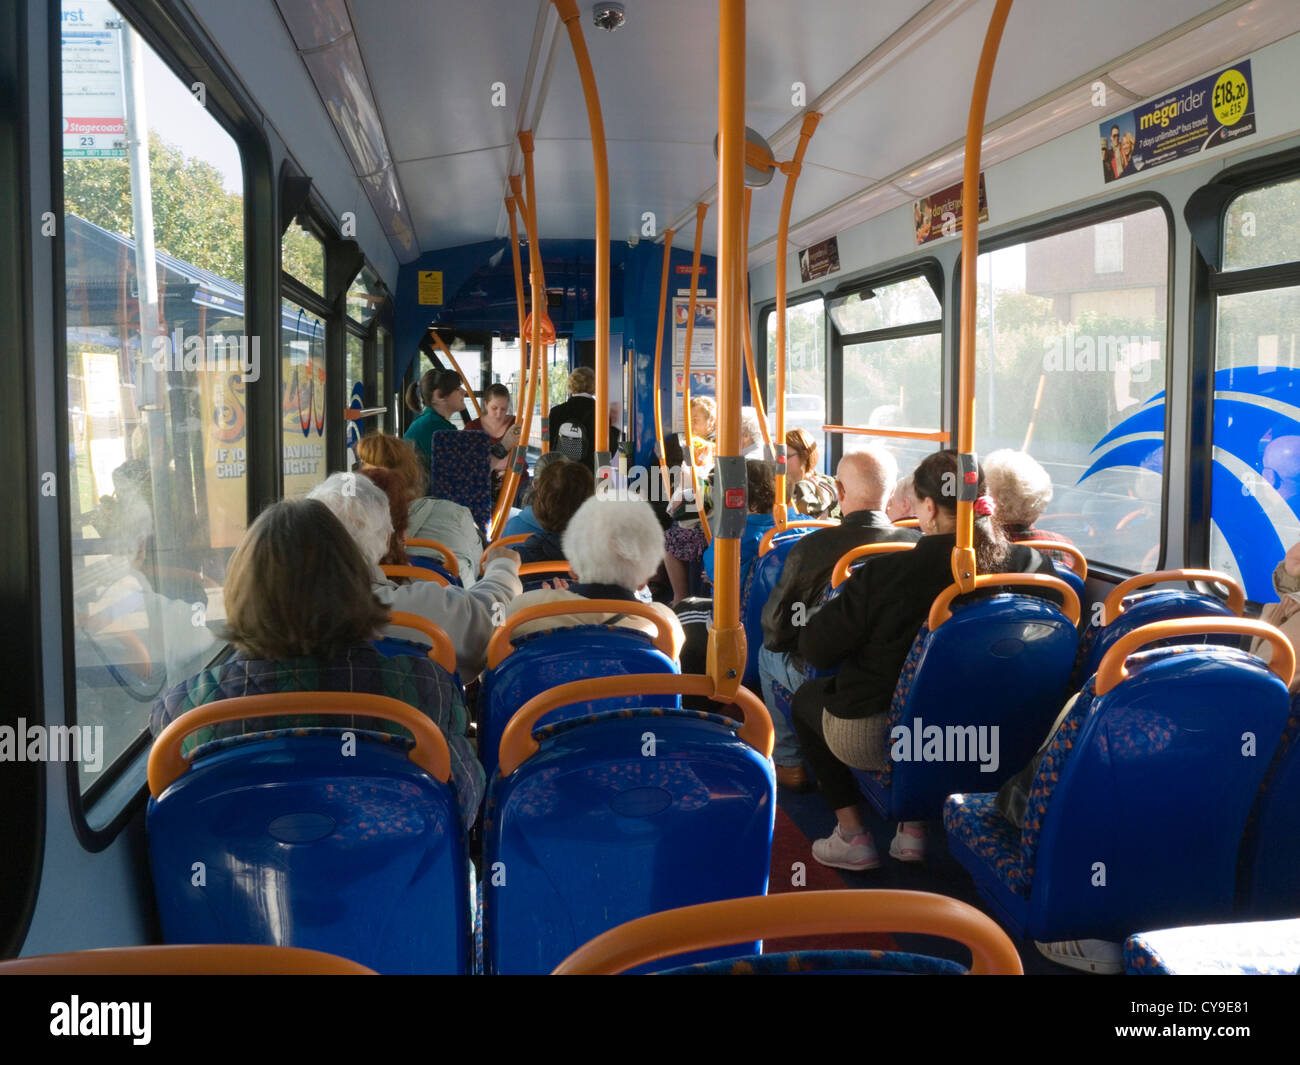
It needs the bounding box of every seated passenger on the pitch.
[404,368,467,465]
[1252,538,1300,689]
[701,460,777,591]
[983,448,1077,569]
[886,473,915,523]
[358,466,411,568]
[149,499,485,823]
[307,473,521,678]
[356,431,485,585]
[504,497,685,659]
[785,429,839,520]
[517,457,595,565]
[759,447,919,791]
[791,449,1058,871]
[502,451,567,538]
[739,406,771,462]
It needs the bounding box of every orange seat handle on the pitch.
[0,944,378,975]
[404,538,460,578]
[928,573,1081,630]
[487,599,676,670]
[1093,617,1294,696]
[381,564,449,586]
[148,692,452,797]
[517,561,574,579]
[552,889,1022,975]
[1016,540,1087,580]
[1102,569,1245,626]
[757,520,838,556]
[893,517,920,528]
[829,542,916,589]
[387,611,457,675]
[499,673,772,777]
[480,533,532,573]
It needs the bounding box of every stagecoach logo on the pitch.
[151,326,261,382]
[0,720,103,773]
[50,997,151,1045]
[890,718,999,773]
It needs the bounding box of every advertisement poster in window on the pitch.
[671,296,716,432]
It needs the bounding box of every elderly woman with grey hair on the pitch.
[982,449,1078,568]
[307,473,523,676]
[504,496,685,658]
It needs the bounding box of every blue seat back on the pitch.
[408,553,462,587]
[430,429,492,530]
[740,530,815,689]
[1072,589,1237,689]
[484,709,774,975]
[148,729,470,974]
[1053,560,1084,602]
[856,594,1077,822]
[1027,647,1290,941]
[478,626,679,779]
[1239,690,1300,917]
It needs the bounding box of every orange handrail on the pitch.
[387,611,457,676]
[682,201,710,547]
[381,564,449,587]
[481,532,531,573]
[821,424,950,442]
[1102,569,1245,626]
[520,144,552,458]
[928,572,1080,630]
[652,227,676,501]
[772,111,822,528]
[506,195,529,418]
[429,330,482,420]
[0,944,377,975]
[499,672,772,777]
[149,692,452,797]
[740,186,771,455]
[553,0,610,468]
[830,541,917,589]
[1094,617,1294,696]
[552,889,1022,975]
[1016,540,1087,580]
[486,599,677,670]
[757,519,838,556]
[954,0,1014,595]
[518,561,574,580]
[894,518,920,528]
[404,538,460,578]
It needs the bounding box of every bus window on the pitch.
[765,297,826,470]
[1212,177,1300,601]
[975,206,1170,573]
[61,2,246,792]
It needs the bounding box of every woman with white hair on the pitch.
[307,473,522,677]
[504,496,685,658]
[982,449,1078,568]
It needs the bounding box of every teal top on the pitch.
[404,408,459,466]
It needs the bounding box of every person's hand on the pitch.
[1284,541,1300,578]
[483,546,520,568]
[504,424,522,445]
[542,577,569,591]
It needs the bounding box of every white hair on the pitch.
[739,406,762,447]
[562,497,665,588]
[307,472,392,566]
[983,449,1054,526]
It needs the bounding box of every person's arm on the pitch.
[799,562,871,670]
[761,542,806,651]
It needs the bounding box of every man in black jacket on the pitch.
[548,365,621,467]
[758,447,919,790]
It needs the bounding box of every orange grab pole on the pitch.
[928,572,1079,631]
[1102,569,1245,626]
[954,0,1013,593]
[740,186,770,455]
[707,0,747,699]
[683,201,710,547]
[821,424,950,442]
[1015,540,1087,581]
[1095,617,1294,696]
[552,889,1023,975]
[520,145,551,456]
[499,673,773,777]
[1,944,378,976]
[506,195,529,417]
[148,692,452,797]
[552,0,611,470]
[830,541,917,589]
[773,111,821,529]
[486,599,677,670]
[652,227,676,501]
[387,610,457,675]
[429,330,482,419]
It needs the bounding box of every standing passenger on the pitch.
[404,368,467,469]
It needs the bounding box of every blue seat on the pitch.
[740,527,822,689]
[478,613,680,779]
[1239,689,1300,917]
[408,553,461,587]
[147,692,472,974]
[945,620,1293,943]
[854,577,1080,822]
[430,429,492,531]
[483,674,775,975]
[1125,918,1300,975]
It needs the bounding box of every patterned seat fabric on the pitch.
[656,949,967,975]
[859,628,928,792]
[1125,919,1300,975]
[943,792,1028,898]
[1018,684,1091,886]
[430,430,492,530]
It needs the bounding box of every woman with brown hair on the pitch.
[464,383,524,504]
[149,498,485,821]
[358,466,411,568]
[785,428,839,520]
[516,458,595,565]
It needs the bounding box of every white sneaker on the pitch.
[1035,938,1123,974]
[812,825,880,871]
[888,822,926,862]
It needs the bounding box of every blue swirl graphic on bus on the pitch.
[1080,366,1300,602]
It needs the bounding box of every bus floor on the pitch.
[768,788,1069,974]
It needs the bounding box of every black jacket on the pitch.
[761,511,920,656]
[548,395,621,466]
[798,533,1058,720]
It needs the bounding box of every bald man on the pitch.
[759,446,920,789]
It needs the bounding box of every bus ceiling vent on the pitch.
[592,3,625,32]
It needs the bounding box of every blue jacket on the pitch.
[702,512,776,589]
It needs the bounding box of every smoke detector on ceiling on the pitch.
[592,3,626,32]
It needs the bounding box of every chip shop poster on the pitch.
[1100,61,1256,183]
